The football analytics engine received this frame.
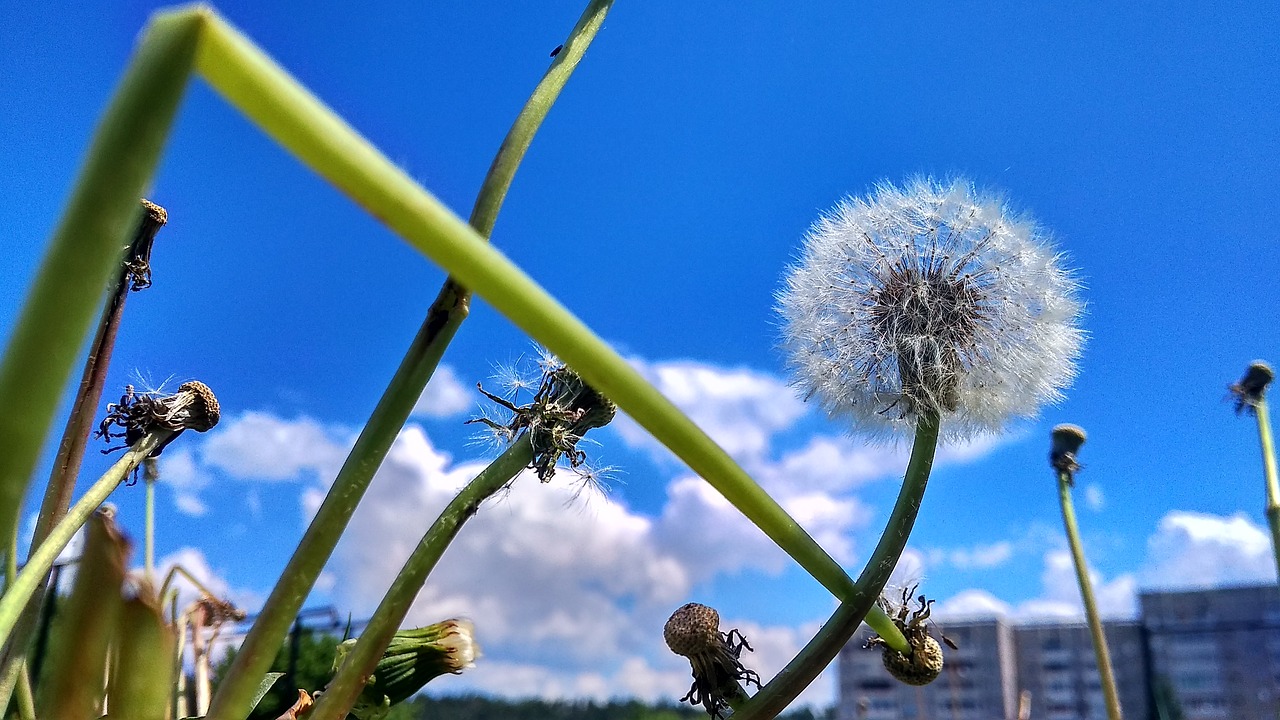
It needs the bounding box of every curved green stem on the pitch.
[0,430,170,655]
[308,438,533,720]
[1058,469,1123,720]
[1253,398,1280,584]
[193,6,874,642]
[733,414,940,720]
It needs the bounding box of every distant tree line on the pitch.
[211,629,836,720]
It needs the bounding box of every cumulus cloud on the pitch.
[1139,511,1275,588]
[412,364,473,419]
[201,411,349,481]
[1083,483,1105,511]
[926,541,1014,571]
[611,359,807,461]
[157,411,352,513]
[936,589,1012,619]
[159,447,208,517]
[158,354,1019,708]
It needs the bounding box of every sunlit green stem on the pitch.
[0,4,196,583]
[734,414,940,720]
[190,6,896,650]
[145,472,156,578]
[309,437,533,720]
[0,431,171,654]
[1253,398,1280,583]
[205,4,612,715]
[1058,469,1123,720]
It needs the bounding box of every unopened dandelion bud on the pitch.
[335,619,478,719]
[1050,423,1087,478]
[1230,361,1274,414]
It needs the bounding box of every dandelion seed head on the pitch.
[778,177,1083,441]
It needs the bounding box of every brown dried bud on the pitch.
[664,603,721,658]
[882,634,944,686]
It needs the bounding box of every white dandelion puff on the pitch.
[777,176,1084,442]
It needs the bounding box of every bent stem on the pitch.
[733,414,940,720]
[206,4,613,716]
[1057,468,1123,720]
[194,8,904,650]
[309,438,533,720]
[1253,397,1280,583]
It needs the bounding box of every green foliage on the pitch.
[386,695,834,720]
[213,630,341,720]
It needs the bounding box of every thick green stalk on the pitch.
[309,438,533,720]
[191,7,886,646]
[1058,469,1123,720]
[0,6,198,576]
[1254,398,1280,583]
[0,430,171,654]
[734,415,940,720]
[205,5,613,716]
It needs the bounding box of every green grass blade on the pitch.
[0,8,200,558]
[105,591,176,720]
[34,509,129,719]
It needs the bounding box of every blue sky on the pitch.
[3,0,1279,707]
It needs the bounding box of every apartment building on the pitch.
[1140,584,1280,720]
[837,584,1280,720]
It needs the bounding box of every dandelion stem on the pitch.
[1057,467,1123,720]
[308,436,533,720]
[732,413,940,720]
[204,4,612,715]
[0,430,172,656]
[1250,398,1280,584]
[145,471,156,579]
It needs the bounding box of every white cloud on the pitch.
[936,589,1012,619]
[1139,511,1276,588]
[611,360,807,461]
[159,447,208,517]
[1083,483,1105,511]
[200,411,349,481]
[412,364,473,419]
[1013,550,1135,619]
[926,541,1014,571]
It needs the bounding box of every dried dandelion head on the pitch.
[778,177,1083,441]
[866,585,949,686]
[664,603,761,718]
[1229,361,1273,415]
[467,349,616,485]
[1049,423,1087,481]
[96,380,221,456]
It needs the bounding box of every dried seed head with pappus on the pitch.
[468,348,617,485]
[778,177,1084,441]
[96,380,221,457]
